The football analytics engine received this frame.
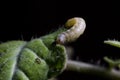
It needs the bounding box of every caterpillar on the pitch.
[56,17,86,44]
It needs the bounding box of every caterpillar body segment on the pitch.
[56,17,86,44]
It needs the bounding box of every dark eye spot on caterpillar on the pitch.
[56,17,86,44]
[35,58,41,64]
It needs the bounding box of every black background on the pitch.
[1,0,120,80]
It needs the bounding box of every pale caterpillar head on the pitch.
[56,17,86,44]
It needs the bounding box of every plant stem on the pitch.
[66,60,120,80]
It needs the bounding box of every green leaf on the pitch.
[0,41,49,80]
[104,40,120,48]
[0,27,67,80]
[104,57,120,69]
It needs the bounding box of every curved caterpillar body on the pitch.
[56,17,86,44]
